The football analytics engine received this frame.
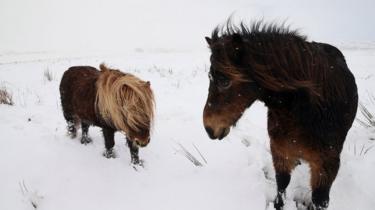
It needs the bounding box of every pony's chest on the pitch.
[267,109,300,138]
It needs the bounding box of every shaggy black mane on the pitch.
[211,19,307,43]
[206,19,355,108]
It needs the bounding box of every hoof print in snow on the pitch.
[241,138,251,147]
[103,149,116,159]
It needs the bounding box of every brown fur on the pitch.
[60,64,154,163]
[203,20,358,209]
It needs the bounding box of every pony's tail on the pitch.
[99,63,109,72]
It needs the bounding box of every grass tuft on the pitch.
[176,143,206,167]
[357,102,375,128]
[19,180,43,209]
[0,86,13,105]
[43,68,54,82]
[347,142,375,157]
[356,93,375,140]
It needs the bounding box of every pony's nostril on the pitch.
[205,126,216,139]
[218,127,230,140]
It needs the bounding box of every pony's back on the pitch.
[59,66,100,125]
[307,42,358,133]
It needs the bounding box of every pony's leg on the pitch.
[102,128,116,158]
[271,142,296,210]
[126,138,141,165]
[67,121,77,138]
[80,122,92,144]
[309,155,340,210]
[64,114,77,138]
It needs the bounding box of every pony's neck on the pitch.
[257,88,301,110]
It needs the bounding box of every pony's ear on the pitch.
[99,63,109,72]
[205,37,212,46]
[145,81,151,87]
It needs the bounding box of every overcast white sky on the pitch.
[0,0,374,53]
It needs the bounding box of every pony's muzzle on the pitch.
[135,137,150,147]
[203,112,231,140]
[204,126,230,140]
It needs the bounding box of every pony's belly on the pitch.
[270,137,305,159]
[270,135,338,170]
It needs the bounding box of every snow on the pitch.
[1,0,375,209]
[0,45,375,210]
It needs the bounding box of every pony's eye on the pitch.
[217,78,232,89]
[209,70,232,90]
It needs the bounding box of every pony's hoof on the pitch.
[303,203,327,210]
[131,158,144,166]
[295,201,311,210]
[309,204,327,210]
[67,131,77,139]
[81,136,92,145]
[131,159,145,171]
[103,149,116,159]
[274,204,284,210]
[274,192,285,210]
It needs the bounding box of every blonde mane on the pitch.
[95,64,155,134]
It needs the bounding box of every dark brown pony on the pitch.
[203,21,358,210]
[60,64,155,165]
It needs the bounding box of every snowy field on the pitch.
[1,0,375,209]
[1,44,375,210]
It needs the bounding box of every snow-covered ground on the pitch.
[1,43,375,210]
[1,0,375,209]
